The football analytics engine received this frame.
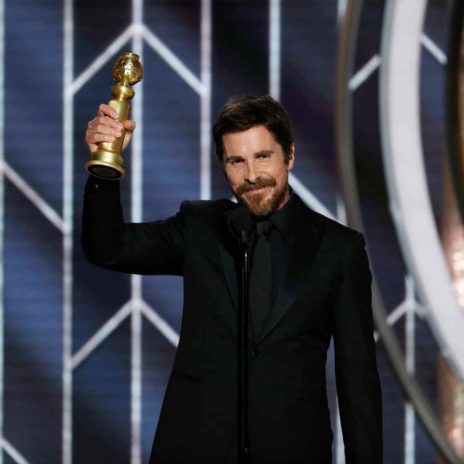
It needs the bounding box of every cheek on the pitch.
[224,171,240,189]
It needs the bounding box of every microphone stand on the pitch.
[238,230,250,463]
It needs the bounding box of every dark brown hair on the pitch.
[212,95,294,162]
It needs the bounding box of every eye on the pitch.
[227,158,244,165]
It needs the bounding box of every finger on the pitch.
[86,131,116,145]
[124,120,136,132]
[88,116,123,136]
[86,123,122,144]
[95,122,122,137]
[96,103,119,120]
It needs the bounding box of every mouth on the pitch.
[246,186,269,194]
[236,178,277,197]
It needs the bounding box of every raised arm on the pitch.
[82,105,184,276]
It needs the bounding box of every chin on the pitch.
[243,193,276,217]
[236,183,289,217]
[248,204,273,217]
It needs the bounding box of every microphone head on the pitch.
[228,206,253,243]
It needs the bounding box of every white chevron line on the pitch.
[421,33,447,65]
[140,300,179,347]
[69,24,135,96]
[0,437,31,464]
[404,274,416,464]
[289,173,336,220]
[374,276,422,341]
[130,6,144,461]
[349,55,381,92]
[200,0,212,200]
[70,300,133,370]
[337,0,348,25]
[269,0,281,100]
[131,302,142,464]
[0,160,64,232]
[62,0,74,461]
[140,24,207,96]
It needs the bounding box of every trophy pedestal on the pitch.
[85,150,125,179]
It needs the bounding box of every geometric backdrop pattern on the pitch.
[0,0,455,463]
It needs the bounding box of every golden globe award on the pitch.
[85,52,143,179]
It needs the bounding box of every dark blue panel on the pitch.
[212,0,270,199]
[141,320,177,461]
[421,49,446,223]
[355,0,384,70]
[377,333,408,463]
[74,0,131,76]
[141,43,199,330]
[4,182,62,463]
[281,0,338,213]
[414,317,440,463]
[141,43,200,215]
[353,72,408,310]
[73,323,131,464]
[5,0,63,213]
[145,0,201,77]
[72,251,131,352]
[423,0,448,51]
[143,275,183,337]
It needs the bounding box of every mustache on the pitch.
[236,177,276,195]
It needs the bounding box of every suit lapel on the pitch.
[256,201,326,346]
[219,240,239,313]
[218,205,256,344]
[217,198,326,347]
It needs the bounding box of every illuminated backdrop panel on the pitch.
[0,0,456,463]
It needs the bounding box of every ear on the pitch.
[287,144,295,170]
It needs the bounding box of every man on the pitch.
[83,95,382,463]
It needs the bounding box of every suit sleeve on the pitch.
[333,232,383,463]
[82,176,185,275]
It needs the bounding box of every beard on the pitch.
[235,177,289,217]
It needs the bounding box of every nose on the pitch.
[245,161,259,183]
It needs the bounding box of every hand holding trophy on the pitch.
[85,52,143,179]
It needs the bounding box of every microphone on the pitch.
[228,207,253,246]
[228,205,253,461]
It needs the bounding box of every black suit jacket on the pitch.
[82,177,382,464]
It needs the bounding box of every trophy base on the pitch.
[85,151,125,180]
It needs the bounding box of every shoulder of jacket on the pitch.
[301,205,364,246]
[179,198,236,218]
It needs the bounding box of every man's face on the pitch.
[222,125,294,216]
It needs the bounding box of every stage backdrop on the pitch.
[0,0,455,463]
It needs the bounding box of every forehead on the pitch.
[222,125,279,155]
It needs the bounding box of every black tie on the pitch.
[250,221,272,340]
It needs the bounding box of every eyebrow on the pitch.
[224,155,244,163]
[254,150,274,157]
[225,150,274,162]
